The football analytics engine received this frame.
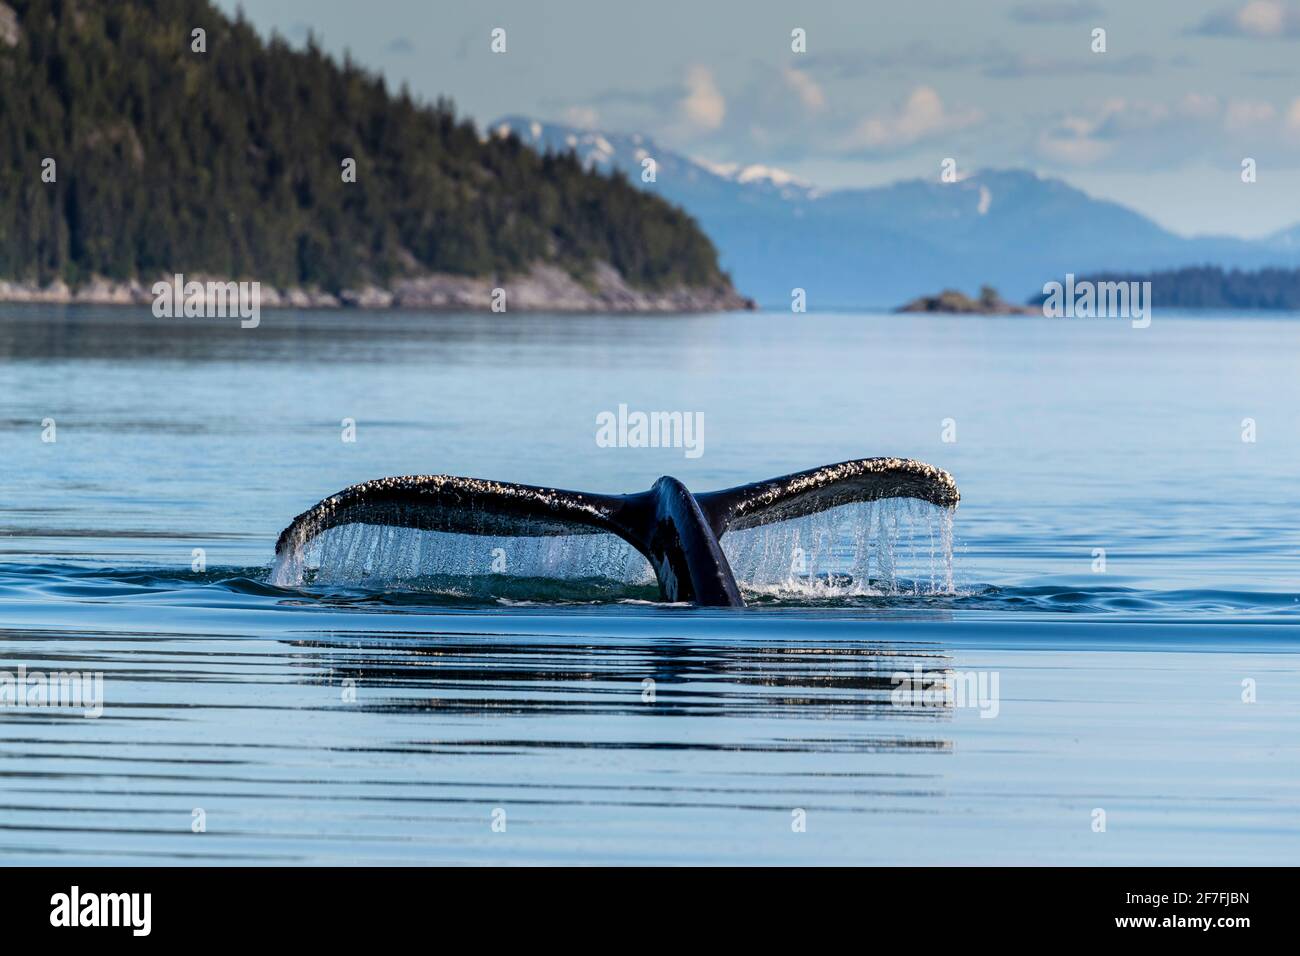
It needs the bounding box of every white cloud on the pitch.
[782,67,826,113]
[1037,99,1155,166]
[1193,1,1300,38]
[1239,0,1291,34]
[681,66,726,131]
[1035,92,1300,168]
[1037,125,1115,165]
[844,86,982,152]
[1178,92,1221,119]
[1225,98,1277,129]
[1286,97,1300,129]
[562,106,600,129]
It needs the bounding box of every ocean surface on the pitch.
[1,305,1297,865]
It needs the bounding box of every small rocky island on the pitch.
[896,285,1035,315]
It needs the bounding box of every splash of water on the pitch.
[271,522,655,594]
[721,498,954,600]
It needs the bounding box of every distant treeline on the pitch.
[1037,265,1300,310]
[0,0,728,292]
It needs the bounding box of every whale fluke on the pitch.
[274,458,959,606]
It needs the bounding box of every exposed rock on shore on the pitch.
[0,3,20,48]
[0,261,755,313]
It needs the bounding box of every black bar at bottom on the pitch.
[0,866,1273,941]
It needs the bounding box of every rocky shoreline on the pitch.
[0,261,755,313]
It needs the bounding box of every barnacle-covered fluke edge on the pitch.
[273,474,630,556]
[697,457,959,534]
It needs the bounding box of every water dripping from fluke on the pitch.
[270,459,959,607]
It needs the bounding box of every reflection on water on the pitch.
[1,566,1298,865]
[0,577,969,864]
[298,632,956,727]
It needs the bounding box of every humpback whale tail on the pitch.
[272,458,959,606]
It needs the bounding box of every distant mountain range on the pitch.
[494,117,1300,309]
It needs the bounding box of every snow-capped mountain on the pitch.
[492,116,816,206]
[493,117,1300,308]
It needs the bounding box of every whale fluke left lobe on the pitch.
[274,474,643,557]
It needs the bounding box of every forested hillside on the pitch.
[0,0,731,295]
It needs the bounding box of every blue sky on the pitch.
[217,0,1300,237]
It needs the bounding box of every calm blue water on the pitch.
[1,305,1297,864]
